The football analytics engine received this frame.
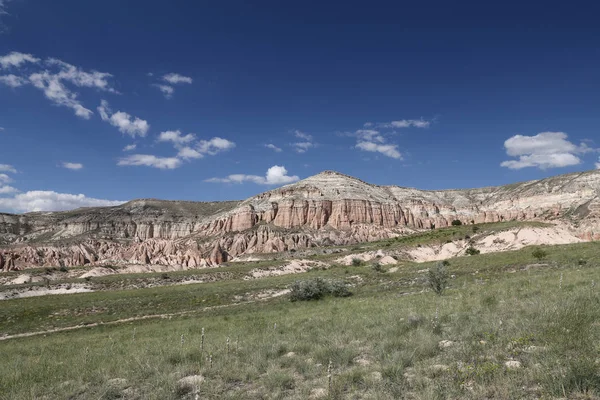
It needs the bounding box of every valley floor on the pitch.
[0,224,599,399]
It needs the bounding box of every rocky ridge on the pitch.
[1,170,599,271]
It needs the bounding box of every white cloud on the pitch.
[153,84,174,98]
[294,130,312,141]
[354,129,402,159]
[117,154,181,169]
[177,146,203,159]
[0,54,116,119]
[46,58,116,93]
[0,74,26,87]
[62,162,83,170]
[376,119,431,129]
[123,144,137,151]
[0,190,124,213]
[291,130,316,153]
[158,130,195,145]
[356,141,402,159]
[163,73,192,84]
[197,137,236,155]
[292,142,314,153]
[98,100,149,137]
[29,72,93,119]
[500,132,594,170]
[0,185,18,194]
[596,159,600,169]
[0,127,3,131]
[265,143,282,152]
[206,165,300,185]
[0,52,39,69]
[0,164,16,173]
[0,173,12,183]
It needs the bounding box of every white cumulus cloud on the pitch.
[153,84,174,98]
[0,164,16,173]
[197,137,236,155]
[0,52,117,119]
[291,130,316,153]
[98,100,149,137]
[0,185,18,194]
[30,72,94,119]
[62,162,83,170]
[265,144,282,152]
[158,130,195,145]
[0,52,39,69]
[123,144,137,151]
[163,73,193,85]
[0,191,125,213]
[0,173,12,183]
[117,154,181,169]
[500,131,594,170]
[206,165,300,185]
[0,74,26,87]
[354,129,402,159]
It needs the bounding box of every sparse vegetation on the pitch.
[0,227,598,399]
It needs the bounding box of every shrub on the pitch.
[290,278,352,301]
[472,226,480,233]
[59,265,68,273]
[532,248,547,261]
[372,262,384,273]
[465,246,480,256]
[351,258,363,267]
[427,261,449,295]
[451,219,462,226]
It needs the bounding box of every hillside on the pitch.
[1,169,599,271]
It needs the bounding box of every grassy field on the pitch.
[0,226,599,399]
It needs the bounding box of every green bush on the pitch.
[351,258,363,267]
[451,219,462,226]
[427,261,449,295]
[532,248,547,261]
[372,262,384,273]
[290,277,352,301]
[465,246,480,256]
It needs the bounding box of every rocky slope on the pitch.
[1,170,599,271]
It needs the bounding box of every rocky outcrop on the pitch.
[1,169,600,270]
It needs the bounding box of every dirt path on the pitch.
[0,291,289,341]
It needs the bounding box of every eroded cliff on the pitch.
[1,170,599,271]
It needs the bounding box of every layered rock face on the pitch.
[1,170,599,271]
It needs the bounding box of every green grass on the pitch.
[0,241,599,399]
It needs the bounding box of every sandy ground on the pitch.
[0,284,93,300]
[244,259,328,279]
[79,264,190,279]
[407,226,582,262]
[336,250,398,266]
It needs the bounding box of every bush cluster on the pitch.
[289,277,352,301]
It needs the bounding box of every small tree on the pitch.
[428,262,449,295]
[532,248,547,261]
[451,219,462,226]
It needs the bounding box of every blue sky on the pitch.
[1,0,600,212]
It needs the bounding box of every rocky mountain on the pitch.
[1,170,599,271]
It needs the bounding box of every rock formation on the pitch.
[1,169,599,271]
